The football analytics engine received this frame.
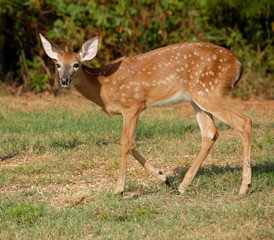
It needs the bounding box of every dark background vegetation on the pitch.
[0,0,273,98]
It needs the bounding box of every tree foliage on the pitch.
[0,0,273,98]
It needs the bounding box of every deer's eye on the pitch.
[73,63,79,68]
[56,63,61,68]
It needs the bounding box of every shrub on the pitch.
[0,0,273,98]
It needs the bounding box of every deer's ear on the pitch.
[78,36,99,61]
[39,33,63,60]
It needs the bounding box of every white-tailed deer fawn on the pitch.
[39,33,252,195]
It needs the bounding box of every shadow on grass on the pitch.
[50,139,119,150]
[165,161,274,190]
[0,152,18,162]
[50,140,80,150]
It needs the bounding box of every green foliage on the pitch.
[0,0,273,97]
[24,57,49,92]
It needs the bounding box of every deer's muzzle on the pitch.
[60,76,71,87]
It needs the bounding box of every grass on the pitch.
[0,95,273,240]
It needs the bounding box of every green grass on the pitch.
[0,97,273,240]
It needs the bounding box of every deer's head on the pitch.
[39,33,98,87]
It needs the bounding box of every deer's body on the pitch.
[71,42,242,116]
[40,34,252,195]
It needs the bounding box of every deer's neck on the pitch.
[72,64,106,112]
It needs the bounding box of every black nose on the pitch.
[60,77,70,86]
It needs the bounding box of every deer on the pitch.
[39,33,252,195]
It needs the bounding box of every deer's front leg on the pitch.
[114,109,139,195]
[132,149,168,183]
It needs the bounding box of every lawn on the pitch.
[0,93,273,240]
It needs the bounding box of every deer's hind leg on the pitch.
[190,98,252,194]
[179,102,219,193]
